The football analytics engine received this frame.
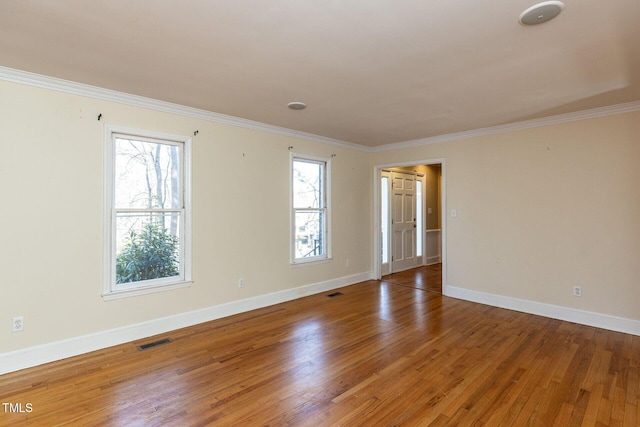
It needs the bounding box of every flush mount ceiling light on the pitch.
[519,1,565,25]
[287,101,307,110]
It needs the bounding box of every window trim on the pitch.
[103,125,192,300]
[290,153,332,265]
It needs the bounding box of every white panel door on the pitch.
[391,171,417,272]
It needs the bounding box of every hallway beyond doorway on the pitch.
[382,263,442,294]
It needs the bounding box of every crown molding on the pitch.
[0,66,368,152]
[2,66,639,153]
[373,100,640,152]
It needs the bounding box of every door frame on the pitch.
[380,169,392,276]
[373,159,447,294]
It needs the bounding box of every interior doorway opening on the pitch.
[374,160,446,294]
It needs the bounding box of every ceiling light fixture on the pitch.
[519,1,564,25]
[288,101,307,110]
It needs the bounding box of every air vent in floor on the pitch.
[137,338,172,351]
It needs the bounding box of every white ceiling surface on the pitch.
[1,1,639,147]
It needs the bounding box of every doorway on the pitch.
[375,160,446,293]
[382,169,420,274]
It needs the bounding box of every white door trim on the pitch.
[373,159,447,295]
[380,170,392,276]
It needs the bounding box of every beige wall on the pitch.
[424,164,441,230]
[371,111,640,321]
[0,80,371,353]
[1,77,639,357]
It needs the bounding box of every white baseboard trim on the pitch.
[0,271,374,375]
[426,256,441,265]
[444,286,640,336]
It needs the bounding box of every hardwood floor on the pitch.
[1,265,639,426]
[382,264,442,294]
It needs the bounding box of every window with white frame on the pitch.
[104,127,191,298]
[291,155,330,263]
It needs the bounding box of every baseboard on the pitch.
[426,256,441,265]
[0,271,374,375]
[444,286,640,336]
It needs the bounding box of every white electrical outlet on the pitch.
[346,259,350,267]
[12,316,24,332]
[573,286,582,297]
[238,278,244,288]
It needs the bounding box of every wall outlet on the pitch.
[346,259,350,267]
[573,286,582,297]
[238,278,244,288]
[12,316,24,332]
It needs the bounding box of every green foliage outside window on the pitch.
[116,223,179,284]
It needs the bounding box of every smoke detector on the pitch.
[287,102,307,110]
[519,1,565,25]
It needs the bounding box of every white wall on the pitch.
[0,79,372,361]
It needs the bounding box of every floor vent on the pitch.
[137,338,172,351]
[327,292,344,297]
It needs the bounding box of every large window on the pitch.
[104,127,191,299]
[291,155,331,263]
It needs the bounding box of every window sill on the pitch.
[102,280,193,301]
[290,257,333,268]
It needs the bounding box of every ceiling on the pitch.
[1,1,639,148]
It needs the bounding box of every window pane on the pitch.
[115,138,181,209]
[115,212,181,284]
[293,160,322,209]
[294,210,325,258]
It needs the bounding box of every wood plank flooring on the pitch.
[1,265,639,426]
[383,263,442,294]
